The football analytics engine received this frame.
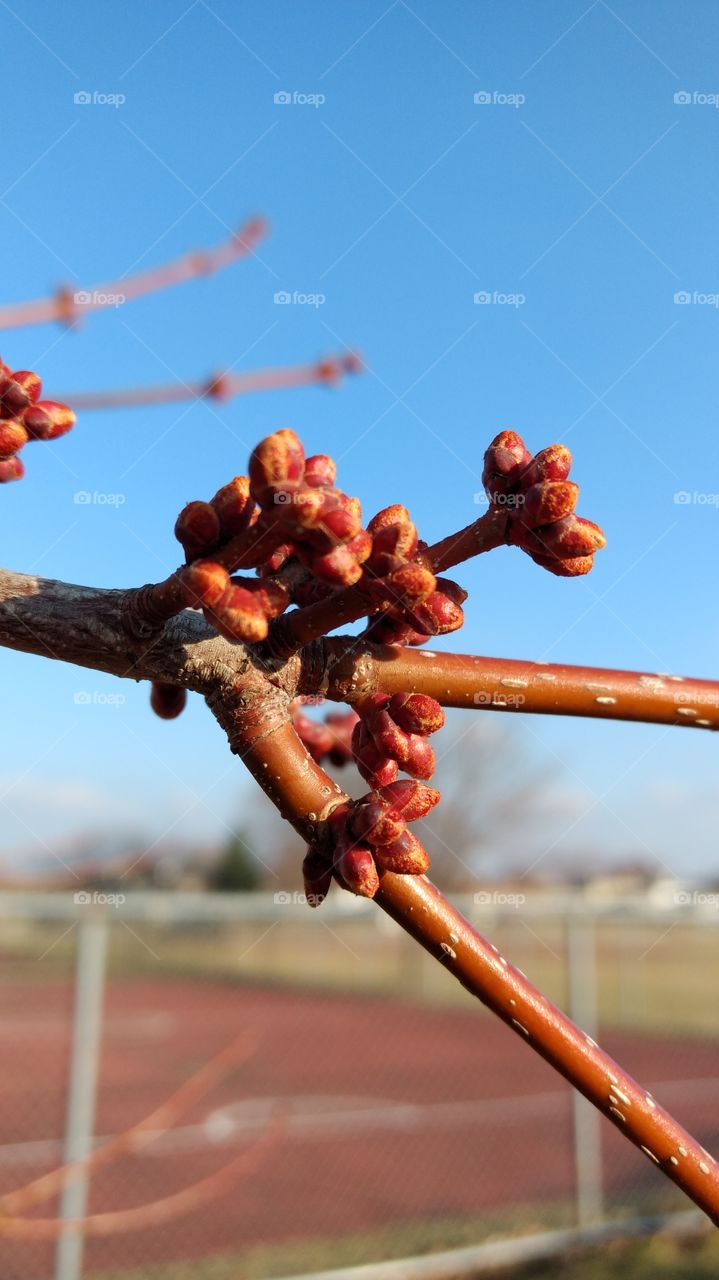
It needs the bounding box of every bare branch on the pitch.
[57,352,360,412]
[1,567,718,1219]
[0,569,253,692]
[0,216,268,331]
[207,716,719,1224]
[318,640,719,731]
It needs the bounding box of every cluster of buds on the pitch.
[290,699,358,766]
[291,691,444,789]
[295,690,444,903]
[351,692,444,787]
[362,505,467,646]
[248,430,372,587]
[167,429,375,649]
[0,358,75,482]
[302,780,440,904]
[483,431,606,576]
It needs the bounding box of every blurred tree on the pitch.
[210,829,261,892]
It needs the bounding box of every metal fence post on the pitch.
[566,906,604,1226]
[55,909,109,1280]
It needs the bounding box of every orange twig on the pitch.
[0,1031,257,1217]
[55,352,362,412]
[319,642,719,731]
[0,217,269,330]
[0,1113,283,1239]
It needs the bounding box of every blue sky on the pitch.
[1,0,717,879]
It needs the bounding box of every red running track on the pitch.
[0,976,717,1278]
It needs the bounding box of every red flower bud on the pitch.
[373,829,430,875]
[313,494,362,542]
[387,563,436,605]
[249,428,305,506]
[179,560,230,608]
[304,454,336,488]
[311,545,363,586]
[368,520,418,573]
[356,746,399,788]
[378,780,441,822]
[336,843,380,898]
[351,795,405,845]
[0,456,24,483]
[302,847,333,906]
[150,682,187,720]
[518,480,579,530]
[0,419,28,459]
[365,707,411,764]
[408,590,464,636]
[208,585,269,643]
[404,735,435,779]
[211,476,255,537]
[388,693,445,736]
[364,614,429,647]
[289,488,326,532]
[230,575,290,618]
[435,576,468,606]
[367,504,411,535]
[175,501,221,560]
[523,515,606,559]
[346,529,372,564]
[519,443,572,487]
[530,552,595,577]
[483,430,533,498]
[23,401,75,441]
[0,370,41,416]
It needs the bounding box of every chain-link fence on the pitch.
[0,889,716,1280]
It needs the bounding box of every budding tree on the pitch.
[1,231,718,1230]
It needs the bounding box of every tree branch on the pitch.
[209,700,719,1224]
[424,506,508,573]
[0,216,268,330]
[57,352,359,412]
[0,569,259,693]
[1,566,718,1220]
[317,640,719,731]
